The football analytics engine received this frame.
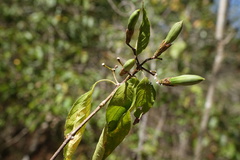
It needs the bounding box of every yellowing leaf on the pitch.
[64,79,114,160]
[64,91,92,160]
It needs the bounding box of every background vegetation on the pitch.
[0,0,239,160]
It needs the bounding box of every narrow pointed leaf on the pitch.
[136,6,150,55]
[92,126,107,160]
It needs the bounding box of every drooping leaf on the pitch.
[131,77,156,121]
[92,126,107,160]
[103,111,131,158]
[64,79,114,160]
[92,111,132,160]
[92,78,139,160]
[136,6,150,55]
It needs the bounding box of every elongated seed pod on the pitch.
[126,9,140,44]
[127,9,141,30]
[158,75,205,86]
[164,21,183,44]
[119,59,136,76]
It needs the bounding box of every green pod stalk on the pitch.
[119,59,136,76]
[164,21,183,44]
[158,75,205,86]
[126,9,140,44]
[153,41,172,58]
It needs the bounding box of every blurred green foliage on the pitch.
[0,0,240,160]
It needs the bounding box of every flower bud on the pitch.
[119,59,136,76]
[157,75,205,86]
[164,21,183,44]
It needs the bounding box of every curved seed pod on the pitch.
[126,9,141,44]
[164,20,183,44]
[158,75,205,86]
[128,9,141,30]
[119,59,136,76]
[153,21,183,58]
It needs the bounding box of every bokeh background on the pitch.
[0,0,239,160]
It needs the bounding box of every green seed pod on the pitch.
[127,9,141,30]
[158,75,205,86]
[164,21,183,44]
[126,9,140,44]
[119,59,136,76]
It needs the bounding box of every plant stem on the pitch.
[141,67,155,76]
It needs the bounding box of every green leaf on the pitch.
[92,111,132,160]
[106,78,138,132]
[92,126,107,160]
[136,6,150,55]
[103,111,131,158]
[64,79,114,160]
[131,77,156,121]
[92,78,139,160]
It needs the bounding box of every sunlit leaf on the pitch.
[136,6,150,55]
[64,79,114,160]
